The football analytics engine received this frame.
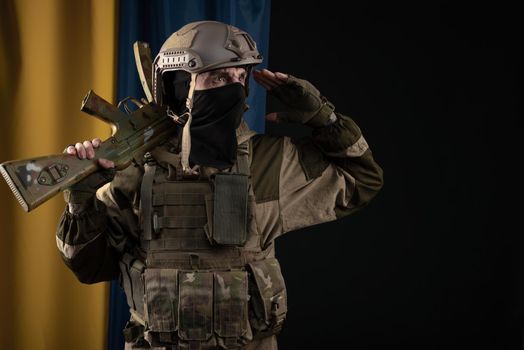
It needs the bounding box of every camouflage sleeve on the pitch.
[56,163,142,284]
[310,113,384,213]
[251,114,383,244]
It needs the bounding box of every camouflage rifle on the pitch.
[0,90,176,212]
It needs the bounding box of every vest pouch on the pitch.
[212,173,249,245]
[247,258,288,335]
[176,270,250,347]
[144,268,178,333]
[214,270,249,348]
[178,271,214,341]
[119,254,145,316]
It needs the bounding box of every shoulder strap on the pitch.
[139,159,156,241]
[234,139,251,176]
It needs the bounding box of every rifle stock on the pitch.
[0,90,176,212]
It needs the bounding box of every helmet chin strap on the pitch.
[180,73,198,175]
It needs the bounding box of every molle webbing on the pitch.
[152,192,204,206]
[142,181,213,250]
[140,150,253,249]
[146,248,272,270]
[154,216,207,229]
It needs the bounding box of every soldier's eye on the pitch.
[213,76,227,84]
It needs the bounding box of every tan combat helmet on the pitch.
[151,21,263,174]
[152,20,263,105]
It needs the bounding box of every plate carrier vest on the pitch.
[119,137,288,349]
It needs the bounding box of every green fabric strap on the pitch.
[153,215,207,230]
[140,162,156,240]
[308,98,335,128]
[235,140,251,176]
[152,193,205,206]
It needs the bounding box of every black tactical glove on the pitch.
[63,168,115,206]
[269,75,336,128]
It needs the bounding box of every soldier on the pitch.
[57,21,383,349]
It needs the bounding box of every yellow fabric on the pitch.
[0,0,117,349]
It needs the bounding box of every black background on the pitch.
[266,2,522,349]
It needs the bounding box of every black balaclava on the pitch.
[163,71,246,170]
[189,83,245,169]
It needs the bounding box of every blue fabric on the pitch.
[108,1,271,349]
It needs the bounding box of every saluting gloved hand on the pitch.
[253,69,336,128]
[63,138,115,207]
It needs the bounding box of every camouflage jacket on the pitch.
[56,114,383,284]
